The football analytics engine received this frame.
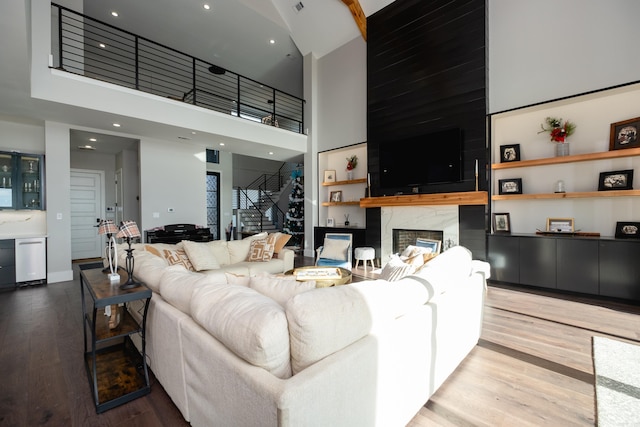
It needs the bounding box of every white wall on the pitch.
[488,0,640,112]
[139,139,207,233]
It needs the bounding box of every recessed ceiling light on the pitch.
[191,131,196,135]
[89,138,97,142]
[269,39,276,45]
[99,43,106,48]
[203,4,211,10]
[78,145,96,150]
[219,143,225,146]
[111,11,119,17]
[113,123,121,127]
[268,152,274,155]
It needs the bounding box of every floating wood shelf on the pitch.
[321,201,361,206]
[360,191,488,207]
[491,147,640,170]
[491,189,640,200]
[322,178,367,186]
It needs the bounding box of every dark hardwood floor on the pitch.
[1,258,638,426]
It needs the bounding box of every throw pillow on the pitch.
[225,272,250,286]
[319,238,350,261]
[378,255,415,281]
[181,240,221,271]
[271,232,292,254]
[247,234,277,262]
[162,248,195,271]
[144,244,163,258]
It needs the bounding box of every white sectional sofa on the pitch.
[125,244,489,427]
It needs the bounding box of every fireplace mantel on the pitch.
[359,191,488,208]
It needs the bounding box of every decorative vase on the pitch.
[347,170,354,180]
[555,142,570,157]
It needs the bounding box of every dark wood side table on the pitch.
[79,267,151,413]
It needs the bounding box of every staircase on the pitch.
[235,163,299,235]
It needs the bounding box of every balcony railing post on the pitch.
[192,58,197,105]
[58,6,63,69]
[237,75,241,117]
[135,36,139,90]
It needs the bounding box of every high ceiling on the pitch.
[0,0,396,159]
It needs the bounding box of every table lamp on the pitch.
[116,220,142,290]
[98,219,120,283]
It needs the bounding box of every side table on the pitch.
[80,267,151,413]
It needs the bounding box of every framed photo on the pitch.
[598,169,634,191]
[329,190,342,202]
[609,117,640,150]
[415,238,442,254]
[326,217,335,227]
[498,178,523,195]
[546,217,574,233]
[499,144,521,163]
[492,212,511,233]
[323,170,336,183]
[615,221,640,239]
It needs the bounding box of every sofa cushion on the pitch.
[132,250,168,293]
[190,284,292,379]
[208,240,230,266]
[247,234,277,262]
[225,272,251,286]
[286,286,372,375]
[181,240,221,271]
[407,246,473,299]
[227,240,252,264]
[159,265,213,315]
[248,275,315,307]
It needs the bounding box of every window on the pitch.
[206,172,220,240]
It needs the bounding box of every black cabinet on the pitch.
[487,234,640,301]
[487,234,519,283]
[0,239,15,289]
[519,236,556,289]
[599,240,640,300]
[0,152,45,210]
[557,239,598,294]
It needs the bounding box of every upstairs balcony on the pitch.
[50,3,305,134]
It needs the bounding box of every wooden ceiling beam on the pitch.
[341,0,367,41]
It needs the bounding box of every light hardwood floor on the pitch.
[1,261,638,426]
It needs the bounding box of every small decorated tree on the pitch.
[283,170,304,247]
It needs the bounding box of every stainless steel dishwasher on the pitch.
[15,237,46,285]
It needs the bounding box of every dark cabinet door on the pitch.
[599,240,640,300]
[487,234,519,283]
[519,236,556,289]
[0,239,15,288]
[557,239,599,294]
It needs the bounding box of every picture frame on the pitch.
[546,217,575,233]
[492,212,511,233]
[326,217,335,227]
[598,169,634,191]
[499,144,521,163]
[415,238,442,254]
[329,190,342,202]
[615,221,640,239]
[498,178,523,195]
[323,170,336,183]
[609,117,640,150]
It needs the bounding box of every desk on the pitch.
[80,268,151,413]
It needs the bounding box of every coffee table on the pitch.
[284,266,352,287]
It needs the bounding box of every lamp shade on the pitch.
[116,220,141,239]
[98,219,119,235]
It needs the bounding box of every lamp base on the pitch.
[119,279,141,290]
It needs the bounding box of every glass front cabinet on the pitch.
[0,152,45,210]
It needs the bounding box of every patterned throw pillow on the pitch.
[247,234,277,262]
[379,255,416,282]
[270,232,292,254]
[163,248,195,271]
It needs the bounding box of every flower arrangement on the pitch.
[538,116,576,143]
[346,155,358,170]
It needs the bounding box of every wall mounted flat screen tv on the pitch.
[379,128,463,190]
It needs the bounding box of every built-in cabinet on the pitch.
[488,234,639,300]
[0,239,15,290]
[488,82,640,300]
[0,152,45,210]
[318,143,367,230]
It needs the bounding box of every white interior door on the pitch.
[70,169,105,260]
